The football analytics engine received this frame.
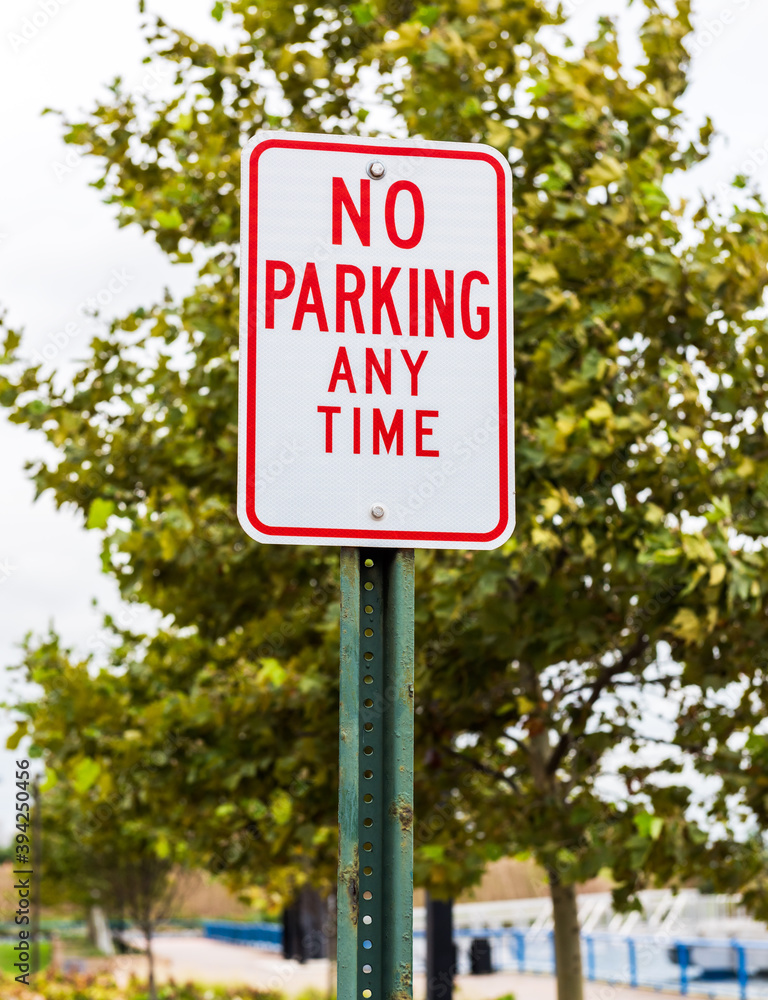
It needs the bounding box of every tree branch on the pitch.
[443,745,521,793]
[560,673,679,699]
[546,633,650,777]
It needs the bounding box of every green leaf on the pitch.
[634,812,664,841]
[271,791,293,825]
[350,2,376,25]
[561,112,590,130]
[41,768,58,793]
[211,1,224,21]
[86,498,115,530]
[639,181,669,216]
[7,722,28,751]
[153,208,183,229]
[640,547,681,566]
[155,833,171,859]
[211,212,232,237]
[706,496,732,523]
[420,844,446,862]
[72,757,100,793]
[425,43,450,67]
[257,659,287,687]
[460,96,482,119]
[412,4,440,27]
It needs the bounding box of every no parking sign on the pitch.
[238,131,514,549]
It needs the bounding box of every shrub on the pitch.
[0,972,283,1000]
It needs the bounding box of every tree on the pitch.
[8,636,188,1000]
[6,4,768,1000]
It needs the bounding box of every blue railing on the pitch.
[412,929,768,1000]
[204,920,282,953]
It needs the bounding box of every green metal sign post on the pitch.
[338,548,415,1000]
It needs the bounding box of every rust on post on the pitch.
[390,798,414,833]
[390,963,414,1000]
[338,847,360,926]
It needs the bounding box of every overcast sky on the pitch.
[1,0,767,842]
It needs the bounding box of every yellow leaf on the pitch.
[582,529,597,559]
[737,457,755,478]
[541,495,562,519]
[555,414,578,436]
[682,534,716,565]
[585,155,624,187]
[6,721,28,751]
[586,399,613,424]
[673,607,718,644]
[545,289,568,312]
[670,609,703,643]
[682,565,707,596]
[645,504,666,525]
[528,261,559,284]
[531,526,561,550]
[709,563,726,586]
[606,199,631,226]
[486,120,512,150]
[159,529,178,561]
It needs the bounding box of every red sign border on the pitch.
[242,137,510,544]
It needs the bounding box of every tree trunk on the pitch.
[146,927,157,1000]
[549,875,584,1000]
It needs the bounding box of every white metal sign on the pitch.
[238,131,514,549]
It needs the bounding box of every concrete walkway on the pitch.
[114,936,693,1000]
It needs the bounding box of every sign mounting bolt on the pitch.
[367,160,386,180]
[371,504,386,520]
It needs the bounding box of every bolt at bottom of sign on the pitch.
[371,505,386,519]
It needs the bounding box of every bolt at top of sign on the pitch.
[237,131,515,550]
[367,160,386,180]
